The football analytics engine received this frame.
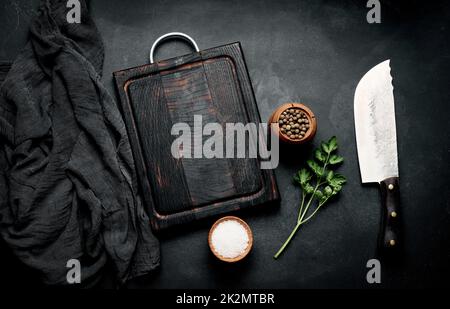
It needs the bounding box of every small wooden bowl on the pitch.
[208,216,253,263]
[268,103,317,144]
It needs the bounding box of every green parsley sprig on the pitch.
[274,136,347,259]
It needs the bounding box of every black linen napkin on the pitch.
[0,0,159,286]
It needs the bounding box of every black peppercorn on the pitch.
[278,108,311,140]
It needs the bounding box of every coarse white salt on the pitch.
[211,219,250,259]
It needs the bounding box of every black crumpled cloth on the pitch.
[0,0,159,286]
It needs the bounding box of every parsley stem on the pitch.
[297,193,306,223]
[299,184,318,222]
[274,221,302,259]
[299,198,330,225]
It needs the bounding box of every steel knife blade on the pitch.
[354,59,401,253]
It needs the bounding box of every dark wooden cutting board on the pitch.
[114,42,279,230]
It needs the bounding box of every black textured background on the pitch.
[0,0,449,288]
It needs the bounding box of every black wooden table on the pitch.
[1,0,449,288]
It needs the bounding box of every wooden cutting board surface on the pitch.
[114,42,279,230]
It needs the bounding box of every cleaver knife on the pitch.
[354,59,401,252]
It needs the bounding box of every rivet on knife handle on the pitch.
[379,177,400,250]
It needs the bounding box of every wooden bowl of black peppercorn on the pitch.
[268,103,317,144]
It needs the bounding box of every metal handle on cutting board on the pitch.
[149,32,200,64]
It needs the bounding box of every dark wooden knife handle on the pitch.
[379,177,401,252]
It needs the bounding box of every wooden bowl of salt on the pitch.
[208,216,253,263]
